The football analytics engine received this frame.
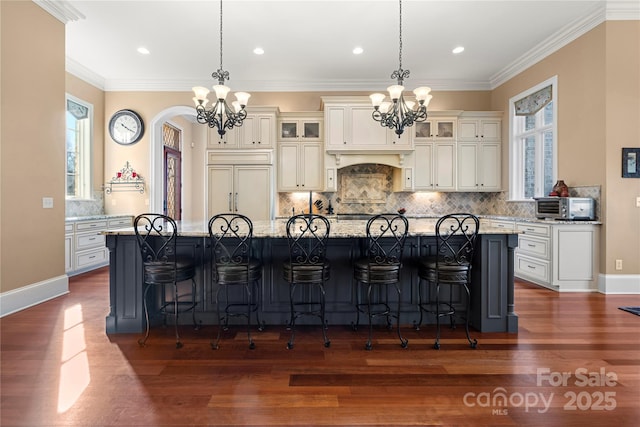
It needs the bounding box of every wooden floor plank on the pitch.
[1,267,639,426]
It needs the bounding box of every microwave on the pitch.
[535,197,595,220]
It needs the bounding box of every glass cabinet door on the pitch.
[280,121,298,139]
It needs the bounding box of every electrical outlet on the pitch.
[42,197,53,209]
[636,196,640,208]
[615,259,623,270]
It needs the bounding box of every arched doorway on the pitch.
[149,106,196,217]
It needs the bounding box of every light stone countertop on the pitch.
[104,217,521,239]
[66,214,133,222]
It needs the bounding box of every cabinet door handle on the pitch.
[343,141,347,144]
[234,192,238,212]
[228,193,232,211]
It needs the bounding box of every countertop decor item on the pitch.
[551,180,569,197]
[369,0,432,137]
[192,0,250,137]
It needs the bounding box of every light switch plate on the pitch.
[42,197,53,209]
[636,196,640,208]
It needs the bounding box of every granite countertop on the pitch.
[104,217,521,239]
[66,214,133,222]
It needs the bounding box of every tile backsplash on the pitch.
[278,164,601,219]
[65,191,105,217]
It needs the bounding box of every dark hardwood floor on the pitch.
[1,267,639,426]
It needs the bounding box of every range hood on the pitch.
[326,149,410,169]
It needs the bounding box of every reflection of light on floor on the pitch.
[58,304,90,413]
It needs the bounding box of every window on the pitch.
[66,95,93,199]
[509,77,557,200]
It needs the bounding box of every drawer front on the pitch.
[75,248,108,269]
[108,217,132,228]
[517,222,551,237]
[76,233,106,250]
[515,253,550,284]
[65,223,74,234]
[491,220,515,231]
[517,235,550,259]
[76,220,108,232]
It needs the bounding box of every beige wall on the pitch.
[604,21,640,275]
[491,21,640,275]
[1,1,66,293]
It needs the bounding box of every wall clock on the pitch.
[109,109,144,145]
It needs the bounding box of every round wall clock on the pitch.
[109,109,144,145]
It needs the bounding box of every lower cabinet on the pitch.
[513,221,599,291]
[67,216,132,276]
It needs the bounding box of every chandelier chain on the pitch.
[219,0,223,71]
[398,0,402,71]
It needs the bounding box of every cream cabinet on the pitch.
[457,141,501,191]
[323,98,412,150]
[514,221,599,291]
[413,118,457,141]
[414,142,456,191]
[278,112,323,142]
[207,165,272,220]
[278,142,323,191]
[458,118,501,142]
[67,216,132,276]
[207,126,240,149]
[65,222,73,273]
[239,114,275,148]
[208,107,277,149]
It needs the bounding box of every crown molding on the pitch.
[606,0,640,20]
[66,57,105,90]
[33,0,84,23]
[490,3,607,89]
[101,78,492,93]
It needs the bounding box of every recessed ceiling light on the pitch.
[452,46,465,54]
[353,47,364,55]
[253,47,264,55]
[137,47,150,55]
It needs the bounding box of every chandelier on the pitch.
[192,0,250,136]
[370,0,432,137]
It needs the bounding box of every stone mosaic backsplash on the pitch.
[278,164,601,219]
[66,191,105,217]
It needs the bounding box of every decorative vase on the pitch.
[553,180,569,197]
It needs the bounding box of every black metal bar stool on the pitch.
[416,213,479,349]
[353,214,409,350]
[134,213,199,349]
[208,213,264,349]
[283,214,331,349]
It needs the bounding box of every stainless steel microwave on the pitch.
[535,197,595,220]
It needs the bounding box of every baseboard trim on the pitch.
[598,274,640,294]
[0,275,69,317]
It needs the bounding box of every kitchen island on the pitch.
[104,218,519,334]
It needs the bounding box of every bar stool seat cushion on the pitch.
[283,261,330,283]
[143,257,196,284]
[215,258,262,285]
[418,258,471,284]
[354,258,401,285]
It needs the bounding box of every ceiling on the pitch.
[53,0,636,92]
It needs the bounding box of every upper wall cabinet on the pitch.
[278,112,323,142]
[413,117,458,142]
[457,112,502,142]
[208,106,279,149]
[322,97,412,151]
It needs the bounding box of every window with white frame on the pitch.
[66,95,93,199]
[509,77,557,200]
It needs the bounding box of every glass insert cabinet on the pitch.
[278,113,323,141]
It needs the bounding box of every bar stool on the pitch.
[353,214,409,350]
[208,213,264,349]
[283,214,331,349]
[134,213,199,349]
[416,213,479,349]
